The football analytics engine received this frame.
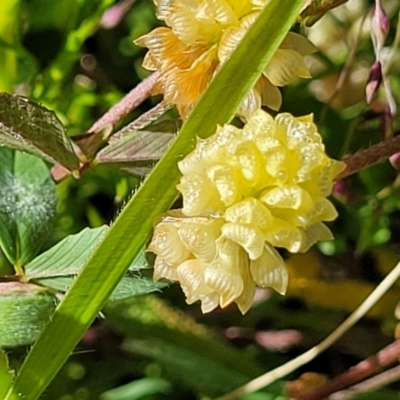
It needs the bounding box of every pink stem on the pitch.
[87,71,159,134]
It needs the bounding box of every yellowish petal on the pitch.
[277,114,322,150]
[227,0,257,18]
[177,218,224,262]
[265,48,312,87]
[235,264,256,314]
[200,292,220,313]
[196,0,238,27]
[260,185,314,212]
[295,145,327,182]
[250,0,269,8]
[257,77,282,111]
[262,146,288,182]
[142,52,157,71]
[242,108,276,138]
[218,25,246,64]
[314,198,339,221]
[225,198,272,229]
[317,160,346,197]
[263,217,303,253]
[250,244,288,294]
[134,28,186,69]
[221,222,265,260]
[178,130,236,175]
[281,32,317,55]
[204,263,243,308]
[235,140,264,185]
[168,6,201,44]
[206,165,242,206]
[295,198,338,226]
[161,47,217,105]
[217,13,256,63]
[153,257,179,281]
[154,0,176,20]
[176,259,212,303]
[177,173,223,216]
[148,223,190,265]
[204,239,245,307]
[299,222,334,253]
[239,89,262,119]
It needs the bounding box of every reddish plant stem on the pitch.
[331,364,400,400]
[87,71,159,134]
[300,339,400,400]
[338,134,400,180]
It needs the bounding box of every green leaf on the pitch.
[126,339,250,394]
[25,226,164,300]
[0,350,14,398]
[6,1,305,399]
[0,148,56,267]
[96,123,176,176]
[105,296,263,395]
[33,274,165,302]
[25,226,109,278]
[108,273,166,301]
[32,274,165,302]
[25,226,151,279]
[0,93,79,171]
[100,378,171,400]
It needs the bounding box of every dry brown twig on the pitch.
[338,134,400,180]
[331,364,400,400]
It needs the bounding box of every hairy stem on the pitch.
[88,72,159,134]
[338,134,400,180]
[331,364,400,400]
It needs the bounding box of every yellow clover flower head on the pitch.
[135,0,316,118]
[148,110,345,314]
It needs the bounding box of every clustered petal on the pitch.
[135,0,316,117]
[148,110,345,314]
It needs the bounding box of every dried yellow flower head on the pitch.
[148,110,345,314]
[135,0,316,117]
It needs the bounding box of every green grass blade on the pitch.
[6,1,305,399]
